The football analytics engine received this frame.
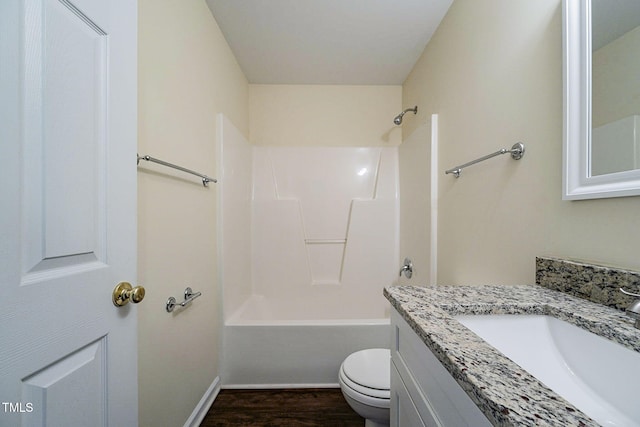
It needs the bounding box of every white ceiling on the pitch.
[592,0,640,50]
[205,0,454,85]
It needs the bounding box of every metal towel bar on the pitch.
[445,142,525,178]
[137,154,216,187]
[166,287,202,312]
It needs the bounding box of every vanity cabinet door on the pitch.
[391,362,427,427]
[391,310,491,427]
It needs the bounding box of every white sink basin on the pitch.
[454,314,640,427]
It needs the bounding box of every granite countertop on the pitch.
[384,284,640,427]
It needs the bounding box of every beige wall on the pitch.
[138,0,248,425]
[402,0,640,285]
[249,84,402,146]
[398,120,434,286]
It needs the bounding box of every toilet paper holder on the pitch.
[166,287,202,313]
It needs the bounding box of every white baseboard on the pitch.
[222,383,340,390]
[183,376,221,427]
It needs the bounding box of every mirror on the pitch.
[563,0,640,199]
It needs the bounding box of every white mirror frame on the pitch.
[563,0,640,200]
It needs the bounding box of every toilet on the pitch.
[338,348,390,427]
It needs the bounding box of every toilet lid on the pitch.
[342,348,390,391]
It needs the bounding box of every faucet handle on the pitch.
[620,288,640,329]
[620,288,640,298]
[399,258,413,279]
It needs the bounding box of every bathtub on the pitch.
[217,118,397,388]
[221,294,391,388]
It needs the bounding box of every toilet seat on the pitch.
[339,348,390,406]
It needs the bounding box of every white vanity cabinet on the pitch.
[390,309,492,427]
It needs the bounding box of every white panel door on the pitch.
[0,0,138,426]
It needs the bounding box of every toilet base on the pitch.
[341,389,389,427]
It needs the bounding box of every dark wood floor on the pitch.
[200,388,364,427]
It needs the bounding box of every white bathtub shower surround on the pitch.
[252,145,398,294]
[218,114,399,319]
[217,114,398,386]
[217,114,253,319]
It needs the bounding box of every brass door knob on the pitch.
[112,282,146,307]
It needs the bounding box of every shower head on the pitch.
[393,106,418,125]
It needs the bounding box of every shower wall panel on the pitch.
[251,147,398,310]
[219,115,399,320]
[217,114,253,319]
